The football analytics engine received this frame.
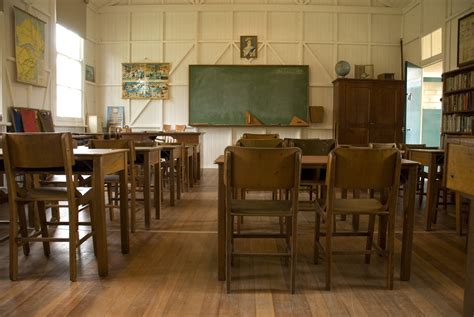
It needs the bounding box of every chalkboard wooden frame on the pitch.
[188,65,309,127]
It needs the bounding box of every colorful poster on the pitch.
[14,7,47,87]
[122,63,170,99]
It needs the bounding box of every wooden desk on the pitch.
[0,147,129,277]
[160,145,182,206]
[135,147,162,224]
[445,143,474,317]
[408,149,445,231]
[214,155,419,282]
[120,132,204,179]
[73,148,129,277]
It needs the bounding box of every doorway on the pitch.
[404,61,443,146]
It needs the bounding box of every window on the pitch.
[56,24,83,120]
[421,28,442,61]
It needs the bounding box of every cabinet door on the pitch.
[339,82,371,144]
[369,83,404,143]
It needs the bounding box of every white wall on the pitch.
[2,0,55,121]
[96,1,404,167]
[1,0,96,131]
[402,0,473,71]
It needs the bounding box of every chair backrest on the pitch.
[224,146,301,191]
[3,133,77,199]
[89,139,136,163]
[3,132,75,169]
[236,138,284,148]
[241,133,279,140]
[286,138,335,155]
[369,143,398,149]
[327,147,401,190]
[163,124,172,132]
[175,124,186,132]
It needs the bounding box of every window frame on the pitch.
[54,23,85,127]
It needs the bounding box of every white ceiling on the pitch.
[89,0,415,8]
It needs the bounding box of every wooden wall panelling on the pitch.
[96,3,405,167]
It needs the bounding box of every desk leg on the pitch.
[177,156,182,200]
[170,151,175,206]
[400,165,416,281]
[218,163,225,281]
[144,154,151,227]
[155,158,161,220]
[464,200,474,317]
[425,157,437,231]
[93,157,108,277]
[119,162,129,254]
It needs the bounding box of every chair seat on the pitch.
[333,198,386,214]
[230,200,293,216]
[104,174,120,183]
[17,186,93,202]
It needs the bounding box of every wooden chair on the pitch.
[314,147,401,290]
[3,132,95,281]
[241,133,279,139]
[369,143,398,149]
[89,139,138,232]
[224,146,301,293]
[285,138,336,206]
[175,124,186,132]
[236,138,284,148]
[162,124,172,132]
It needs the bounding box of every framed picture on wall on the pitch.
[85,65,95,82]
[240,36,257,59]
[121,63,170,99]
[457,12,474,67]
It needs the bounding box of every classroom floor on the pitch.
[0,169,467,316]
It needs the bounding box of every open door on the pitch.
[405,62,422,144]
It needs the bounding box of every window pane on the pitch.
[57,86,82,118]
[57,54,82,89]
[56,24,82,60]
[421,34,431,60]
[431,28,442,56]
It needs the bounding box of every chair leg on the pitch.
[226,211,232,293]
[106,183,114,221]
[290,213,297,294]
[88,203,98,257]
[418,175,425,208]
[365,214,375,264]
[325,214,332,290]
[18,204,30,256]
[386,213,395,290]
[9,202,19,281]
[314,212,321,264]
[378,215,388,250]
[69,208,79,282]
[455,192,463,236]
[37,201,50,256]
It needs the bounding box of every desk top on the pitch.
[0,148,128,158]
[409,149,445,154]
[214,154,419,167]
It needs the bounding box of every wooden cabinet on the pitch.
[441,64,474,137]
[333,78,405,145]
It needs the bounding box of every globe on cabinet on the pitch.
[335,61,350,78]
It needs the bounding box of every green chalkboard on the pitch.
[189,65,309,126]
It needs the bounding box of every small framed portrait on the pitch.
[85,64,95,82]
[457,12,474,67]
[240,36,257,59]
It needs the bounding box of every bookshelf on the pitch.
[442,64,474,135]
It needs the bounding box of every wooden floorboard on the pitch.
[0,169,467,316]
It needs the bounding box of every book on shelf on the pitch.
[444,70,474,92]
[442,114,473,133]
[442,91,474,112]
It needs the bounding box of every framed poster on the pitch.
[240,36,257,59]
[122,63,170,99]
[85,65,95,82]
[13,7,47,87]
[458,12,474,67]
